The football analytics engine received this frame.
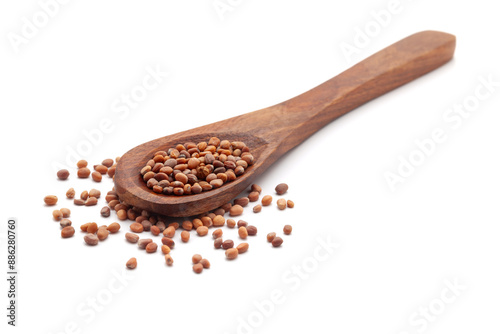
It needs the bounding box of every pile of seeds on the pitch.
[140,137,254,195]
[48,156,294,274]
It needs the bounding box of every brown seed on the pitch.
[150,225,160,236]
[85,197,98,206]
[44,195,58,206]
[100,206,111,217]
[107,167,116,178]
[161,245,171,254]
[272,236,283,247]
[226,218,236,228]
[126,257,137,269]
[192,218,203,229]
[84,233,99,246]
[66,188,75,199]
[107,222,121,233]
[212,228,223,239]
[212,215,225,227]
[77,160,88,168]
[267,232,276,242]
[222,239,234,250]
[161,237,175,248]
[130,222,144,233]
[94,165,108,174]
[225,248,238,260]
[91,171,102,182]
[80,190,89,200]
[125,233,139,243]
[52,210,63,220]
[181,230,190,242]
[97,228,109,241]
[192,254,202,264]
[287,200,294,208]
[253,204,262,213]
[250,184,262,193]
[214,237,223,249]
[200,258,210,269]
[87,222,98,234]
[261,195,272,206]
[229,205,244,216]
[165,254,174,266]
[246,225,257,236]
[60,208,71,218]
[275,183,288,195]
[80,223,90,232]
[234,197,249,207]
[236,242,249,254]
[277,198,287,210]
[248,191,260,202]
[57,169,70,180]
[283,225,292,235]
[73,199,85,206]
[238,226,248,239]
[182,220,193,231]
[89,189,101,198]
[60,218,72,228]
[138,238,153,249]
[117,209,128,220]
[196,226,209,236]
[102,158,114,168]
[77,167,91,178]
[193,263,203,273]
[61,226,75,238]
[237,220,248,227]
[213,208,225,216]
[201,216,212,227]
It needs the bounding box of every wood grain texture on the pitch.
[114,30,456,217]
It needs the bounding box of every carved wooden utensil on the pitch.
[114,30,456,217]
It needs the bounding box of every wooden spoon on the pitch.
[114,30,456,217]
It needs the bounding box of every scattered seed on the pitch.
[236,243,249,254]
[226,218,236,228]
[237,220,248,228]
[161,237,175,248]
[60,208,71,218]
[91,171,102,182]
[85,197,98,206]
[248,191,260,202]
[117,209,127,220]
[77,160,88,168]
[102,159,114,168]
[60,218,72,228]
[84,233,98,246]
[225,248,238,260]
[192,254,202,264]
[275,183,288,195]
[163,226,175,238]
[66,188,75,199]
[193,263,203,273]
[44,195,58,206]
[200,258,210,269]
[234,197,249,207]
[238,226,248,239]
[261,195,272,206]
[74,199,85,206]
[130,223,144,233]
[212,215,225,227]
[165,254,174,266]
[87,222,98,234]
[125,233,139,243]
[61,226,75,238]
[97,228,109,241]
[138,239,153,249]
[277,198,286,210]
[246,225,257,236]
[77,168,91,178]
[287,200,294,208]
[222,239,234,250]
[126,257,137,269]
[196,226,209,236]
[212,228,223,239]
[229,205,244,216]
[52,210,63,220]
[89,189,101,198]
[250,184,262,193]
[57,169,70,180]
[214,237,223,249]
[267,232,276,242]
[107,222,121,233]
[100,206,111,217]
[283,225,292,235]
[272,237,283,247]
[253,204,262,213]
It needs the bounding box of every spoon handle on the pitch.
[236,30,455,151]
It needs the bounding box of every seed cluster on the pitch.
[140,137,254,196]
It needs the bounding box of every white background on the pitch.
[1,1,500,333]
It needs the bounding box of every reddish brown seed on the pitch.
[117,209,128,220]
[165,254,174,266]
[225,248,238,260]
[272,237,283,247]
[193,263,203,273]
[201,216,212,227]
[226,219,236,228]
[44,195,58,206]
[77,160,88,168]
[126,257,137,269]
[161,237,175,248]
[192,254,202,264]
[213,208,225,216]
[253,204,262,213]
[182,220,193,231]
[283,225,292,235]
[84,233,99,246]
[163,226,175,238]
[277,198,287,210]
[77,168,91,178]
[97,228,109,241]
[161,245,171,254]
[89,189,101,198]
[86,222,98,234]
[102,159,114,168]
[261,195,272,206]
[80,190,89,200]
[212,215,225,227]
[234,197,249,207]
[287,200,294,208]
[267,232,276,242]
[74,199,85,206]
[236,243,249,254]
[150,225,160,236]
[237,220,248,228]
[212,228,223,239]
[238,226,248,239]
[222,239,234,250]
[107,167,116,178]
[130,223,144,233]
[125,233,139,243]
[101,206,111,217]
[60,218,72,228]
[200,258,210,269]
[138,239,153,249]
[107,222,121,233]
[57,169,70,180]
[181,230,190,242]
[94,165,108,174]
[92,171,102,182]
[61,226,75,238]
[52,210,63,220]
[214,237,223,249]
[248,191,260,202]
[85,197,98,206]
[192,219,203,229]
[275,183,288,195]
[196,226,209,236]
[80,223,90,232]
[229,205,244,217]
[66,188,75,199]
[250,184,262,194]
[246,225,257,236]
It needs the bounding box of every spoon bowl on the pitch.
[114,30,456,217]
